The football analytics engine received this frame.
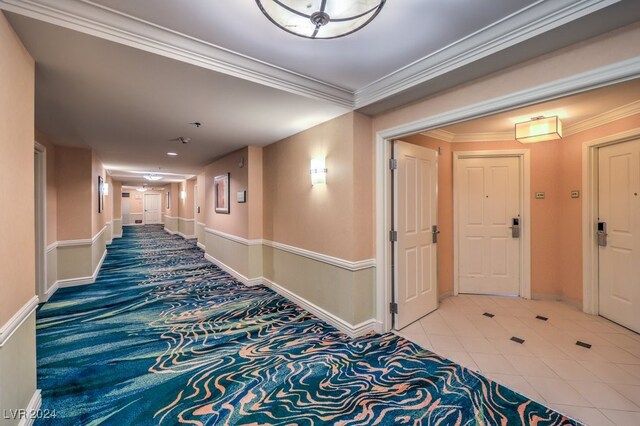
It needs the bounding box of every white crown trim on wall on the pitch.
[0,0,619,110]
[421,99,640,143]
[0,0,353,108]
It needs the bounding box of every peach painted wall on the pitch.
[179,179,195,219]
[263,112,374,261]
[0,11,35,325]
[130,190,144,214]
[165,183,179,217]
[35,131,58,246]
[204,148,249,237]
[105,175,113,224]
[196,172,206,224]
[91,151,107,237]
[112,181,122,219]
[247,146,264,240]
[353,113,375,260]
[56,146,92,241]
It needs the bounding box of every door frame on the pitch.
[452,150,531,298]
[143,192,162,224]
[582,127,640,315]
[34,141,47,301]
[375,57,640,333]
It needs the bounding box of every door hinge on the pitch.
[389,302,398,314]
[389,158,398,170]
[389,230,398,242]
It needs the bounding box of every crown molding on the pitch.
[0,0,621,112]
[354,0,622,108]
[421,99,640,143]
[565,99,640,136]
[0,0,354,108]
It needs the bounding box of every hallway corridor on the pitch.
[36,226,579,425]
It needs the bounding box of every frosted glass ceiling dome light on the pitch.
[256,0,386,39]
[144,174,162,181]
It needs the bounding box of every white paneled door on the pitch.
[457,156,521,295]
[394,141,438,330]
[598,139,640,333]
[144,193,162,224]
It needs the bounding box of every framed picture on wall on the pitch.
[214,173,230,214]
[166,190,170,209]
[98,175,104,213]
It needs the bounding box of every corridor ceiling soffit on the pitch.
[0,0,626,110]
[421,81,640,142]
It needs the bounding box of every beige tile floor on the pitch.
[394,295,640,426]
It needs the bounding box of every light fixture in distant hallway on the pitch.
[515,116,563,143]
[256,0,386,39]
[136,186,148,192]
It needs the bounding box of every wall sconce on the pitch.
[515,116,563,143]
[101,182,109,196]
[180,190,187,200]
[310,158,327,185]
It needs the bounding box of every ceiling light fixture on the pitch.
[136,186,148,192]
[167,152,178,156]
[256,0,386,39]
[144,174,163,181]
[515,116,563,143]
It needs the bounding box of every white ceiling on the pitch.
[2,0,639,184]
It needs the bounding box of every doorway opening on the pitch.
[376,77,640,334]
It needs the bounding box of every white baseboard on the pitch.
[164,227,178,235]
[197,242,205,250]
[202,253,378,338]
[177,232,196,239]
[203,253,262,286]
[0,296,39,348]
[43,281,60,303]
[262,277,378,338]
[56,248,107,289]
[18,389,42,426]
[113,232,123,239]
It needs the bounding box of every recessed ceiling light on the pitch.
[167,152,178,156]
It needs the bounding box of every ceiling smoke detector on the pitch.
[169,136,191,144]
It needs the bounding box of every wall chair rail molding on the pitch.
[262,240,376,272]
[0,296,38,347]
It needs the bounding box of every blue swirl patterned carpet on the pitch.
[37,225,580,425]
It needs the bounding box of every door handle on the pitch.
[432,225,440,243]
[597,221,607,247]
[510,218,520,238]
